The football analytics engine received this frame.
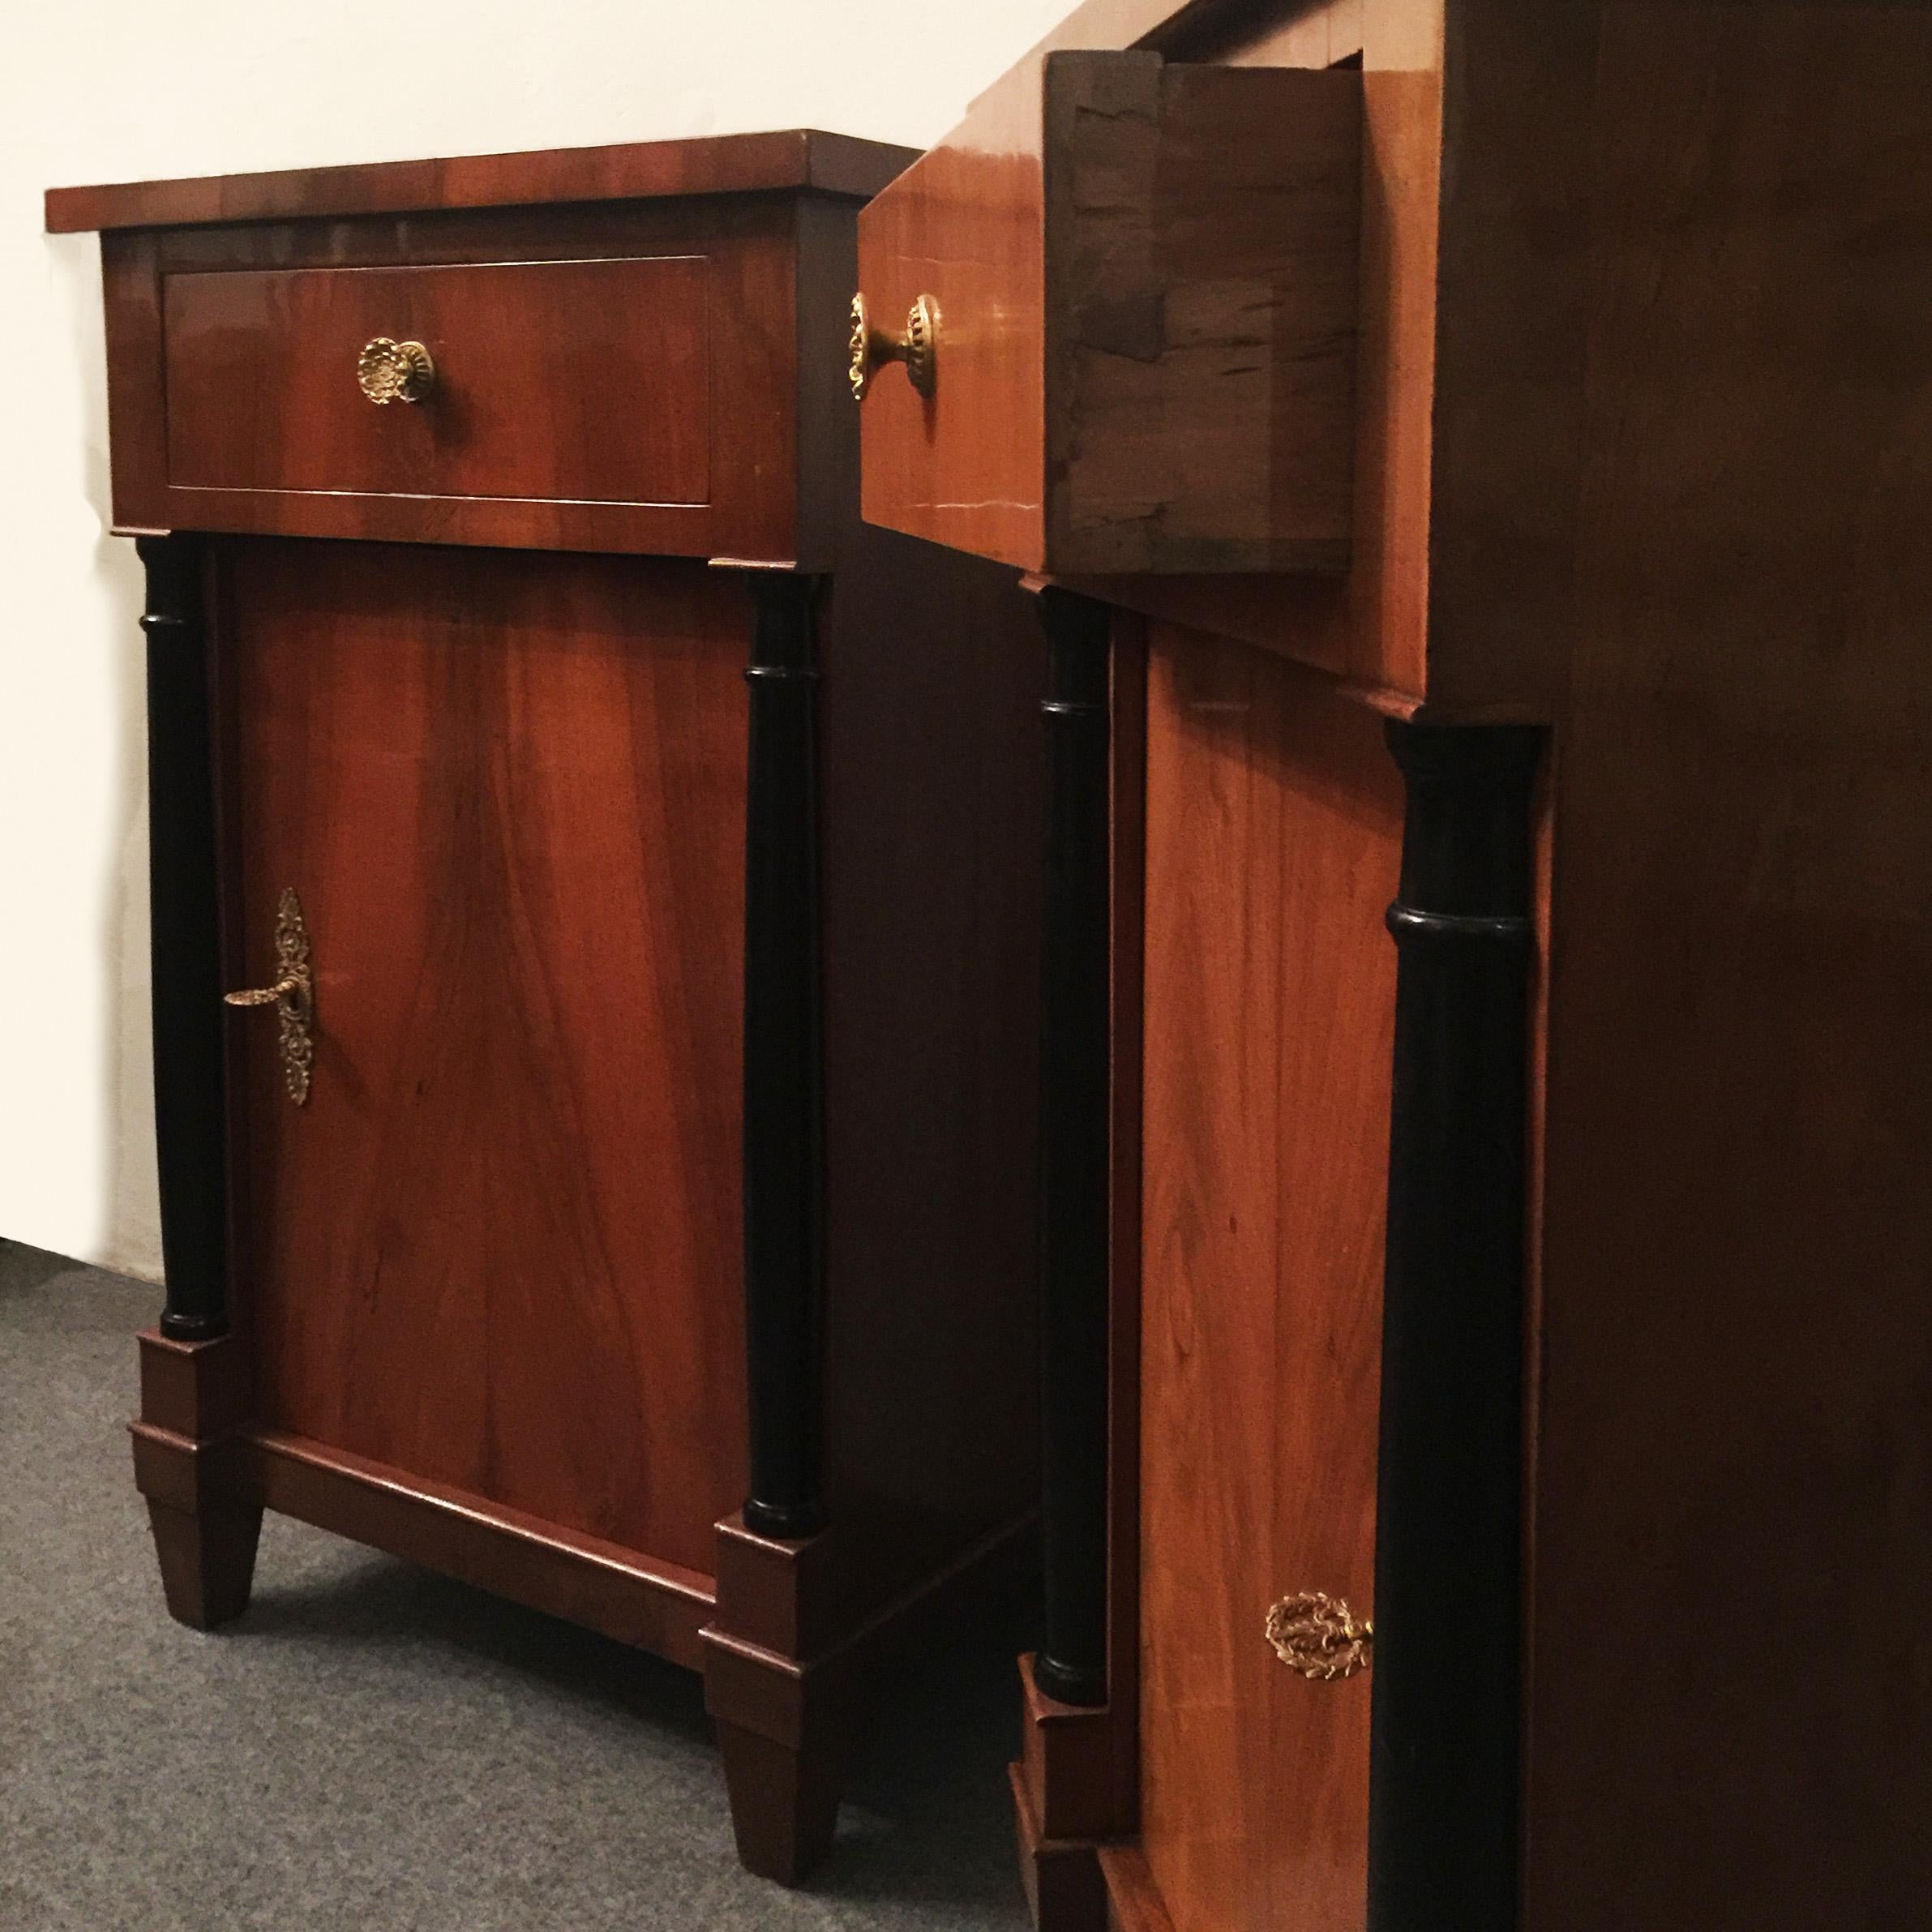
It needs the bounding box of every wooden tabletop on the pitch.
[45,128,917,234]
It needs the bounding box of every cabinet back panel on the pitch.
[216,538,748,1578]
[1138,629,1398,1932]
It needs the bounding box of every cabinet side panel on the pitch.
[1524,6,1932,1924]
[222,539,748,1579]
[1138,628,1397,1932]
[102,232,169,532]
[817,529,1045,1621]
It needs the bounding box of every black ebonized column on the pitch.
[1367,718,1544,1932]
[739,571,829,1540]
[139,535,231,1344]
[1032,587,1112,1710]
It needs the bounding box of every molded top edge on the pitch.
[46,128,917,234]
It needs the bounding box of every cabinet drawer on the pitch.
[855,50,1362,576]
[163,257,710,508]
[97,200,807,559]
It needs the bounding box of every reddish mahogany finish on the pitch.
[45,128,911,234]
[855,53,1361,575]
[221,539,751,1579]
[100,199,804,559]
[132,1330,261,1629]
[1137,633,1397,1932]
[60,134,1043,1888]
[893,3,1932,1930]
[165,257,713,508]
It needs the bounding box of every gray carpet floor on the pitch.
[0,1241,1033,1930]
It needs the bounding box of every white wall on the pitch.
[2,0,1068,1282]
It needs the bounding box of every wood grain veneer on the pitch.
[957,9,1442,1930]
[1099,1845,1180,1932]
[66,136,1047,1886]
[101,199,802,560]
[1478,6,1932,1926]
[856,51,1361,576]
[1056,0,1442,700]
[859,51,1047,572]
[246,1429,718,1669]
[220,538,751,1579]
[212,520,1045,1606]
[45,129,914,233]
[164,257,713,507]
[935,3,1932,1929]
[1137,629,1397,1932]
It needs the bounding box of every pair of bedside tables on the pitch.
[50,0,1932,1926]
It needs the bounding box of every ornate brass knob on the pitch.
[1266,1592,1373,1681]
[849,293,937,402]
[357,336,435,405]
[225,887,315,1106]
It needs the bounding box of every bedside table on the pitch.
[49,130,1045,1885]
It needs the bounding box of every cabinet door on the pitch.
[216,538,748,1579]
[1137,629,1399,1930]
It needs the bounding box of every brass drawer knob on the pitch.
[225,887,315,1106]
[357,336,435,405]
[1266,1591,1373,1681]
[849,293,937,402]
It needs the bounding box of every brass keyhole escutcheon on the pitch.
[357,336,435,405]
[225,886,315,1106]
[1266,1591,1373,1681]
[849,293,938,402]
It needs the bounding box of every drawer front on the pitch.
[164,258,711,507]
[855,61,1047,573]
[101,201,804,559]
[855,58,1047,572]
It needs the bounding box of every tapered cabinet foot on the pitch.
[1010,1761,1107,1932]
[145,1495,262,1630]
[131,1330,256,1630]
[715,1717,843,1886]
[704,1513,849,1883]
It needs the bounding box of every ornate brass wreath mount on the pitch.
[1265,1591,1374,1682]
[848,292,938,401]
[357,336,435,405]
[225,887,315,1106]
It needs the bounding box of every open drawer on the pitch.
[855,49,1363,576]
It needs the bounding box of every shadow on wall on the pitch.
[98,478,156,1287]
[56,227,161,1286]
